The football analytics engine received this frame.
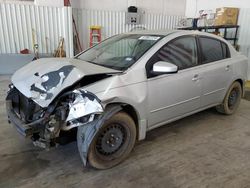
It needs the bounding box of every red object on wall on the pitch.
[20,49,30,54]
[64,0,70,6]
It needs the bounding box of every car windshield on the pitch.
[77,34,163,71]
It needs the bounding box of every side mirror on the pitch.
[152,61,178,75]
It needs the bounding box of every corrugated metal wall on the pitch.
[238,9,250,57]
[73,9,184,50]
[0,3,73,57]
[0,3,183,56]
[238,8,250,79]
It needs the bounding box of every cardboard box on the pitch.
[214,7,239,26]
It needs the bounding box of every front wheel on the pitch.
[216,81,242,115]
[78,112,136,169]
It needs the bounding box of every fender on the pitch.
[77,105,122,165]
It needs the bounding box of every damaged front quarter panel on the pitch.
[62,90,104,131]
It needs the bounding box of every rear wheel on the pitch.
[87,112,136,169]
[216,81,242,115]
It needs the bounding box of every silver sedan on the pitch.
[6,30,248,169]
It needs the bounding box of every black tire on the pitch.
[79,112,136,169]
[216,81,242,115]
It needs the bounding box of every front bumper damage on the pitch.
[6,100,45,137]
[6,87,125,165]
[6,87,104,149]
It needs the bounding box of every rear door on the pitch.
[197,36,232,107]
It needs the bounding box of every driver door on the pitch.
[146,36,202,128]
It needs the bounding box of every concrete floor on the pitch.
[1,75,250,188]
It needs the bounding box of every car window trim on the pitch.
[221,41,231,58]
[146,35,199,78]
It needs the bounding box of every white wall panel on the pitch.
[0,3,73,57]
[34,0,64,7]
[70,0,186,15]
[238,8,250,79]
[73,9,183,50]
[0,2,182,57]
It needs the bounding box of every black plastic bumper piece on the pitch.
[6,100,44,137]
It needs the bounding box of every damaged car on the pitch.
[6,30,248,169]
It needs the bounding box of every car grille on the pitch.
[10,88,38,123]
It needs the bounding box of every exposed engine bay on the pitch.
[6,84,104,149]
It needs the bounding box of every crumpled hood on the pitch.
[12,58,121,108]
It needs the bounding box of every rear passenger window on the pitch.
[199,37,224,64]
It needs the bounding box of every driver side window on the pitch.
[147,36,198,77]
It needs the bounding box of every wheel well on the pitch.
[105,103,139,139]
[235,79,244,96]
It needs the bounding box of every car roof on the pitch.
[126,29,180,36]
[126,29,229,43]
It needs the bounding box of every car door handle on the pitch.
[225,65,230,71]
[192,74,199,81]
